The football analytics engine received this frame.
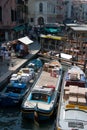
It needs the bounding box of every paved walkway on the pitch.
[0,41,41,88]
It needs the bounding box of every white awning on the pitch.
[18,36,33,45]
[61,53,72,60]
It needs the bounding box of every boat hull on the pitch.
[21,107,56,120]
[0,95,23,107]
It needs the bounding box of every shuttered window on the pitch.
[0,6,2,21]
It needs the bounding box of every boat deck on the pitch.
[56,66,87,130]
[35,70,58,88]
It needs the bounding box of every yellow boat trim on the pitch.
[21,110,53,116]
[57,128,61,130]
[78,105,87,111]
[40,34,66,40]
[38,110,53,116]
[21,110,33,114]
[66,104,87,111]
[66,104,75,109]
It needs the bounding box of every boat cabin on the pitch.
[6,83,27,94]
[29,86,55,103]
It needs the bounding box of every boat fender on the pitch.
[48,96,51,103]
[34,111,39,126]
[28,93,32,100]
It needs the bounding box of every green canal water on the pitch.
[0,107,55,130]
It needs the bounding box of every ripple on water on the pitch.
[0,107,55,130]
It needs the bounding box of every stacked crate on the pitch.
[69,85,78,104]
[64,85,87,106]
[78,88,87,106]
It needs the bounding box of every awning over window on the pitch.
[13,25,25,32]
[18,36,33,45]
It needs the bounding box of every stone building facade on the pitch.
[28,0,57,26]
[0,0,28,42]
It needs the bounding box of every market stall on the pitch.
[10,36,33,58]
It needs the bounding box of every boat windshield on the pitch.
[6,87,22,94]
[65,109,87,122]
[31,93,49,102]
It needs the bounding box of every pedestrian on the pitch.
[0,49,4,61]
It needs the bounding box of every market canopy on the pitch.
[18,36,33,45]
[13,25,25,32]
[61,53,72,60]
[44,27,61,33]
[40,34,66,40]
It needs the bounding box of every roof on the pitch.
[18,36,33,45]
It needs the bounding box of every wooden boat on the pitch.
[21,60,63,121]
[55,65,87,130]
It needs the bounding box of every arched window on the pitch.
[39,3,43,12]
[38,17,44,25]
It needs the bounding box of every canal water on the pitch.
[0,107,55,130]
[0,59,86,130]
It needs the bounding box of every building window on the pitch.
[11,9,16,22]
[39,3,43,13]
[0,6,2,21]
[30,18,34,22]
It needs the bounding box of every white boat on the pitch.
[55,65,87,130]
[21,60,63,121]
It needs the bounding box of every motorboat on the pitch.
[0,67,36,107]
[55,65,87,130]
[21,60,63,121]
[0,82,29,107]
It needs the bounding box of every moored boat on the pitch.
[0,82,28,107]
[21,60,63,121]
[55,65,87,130]
[0,66,36,107]
[27,58,43,72]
